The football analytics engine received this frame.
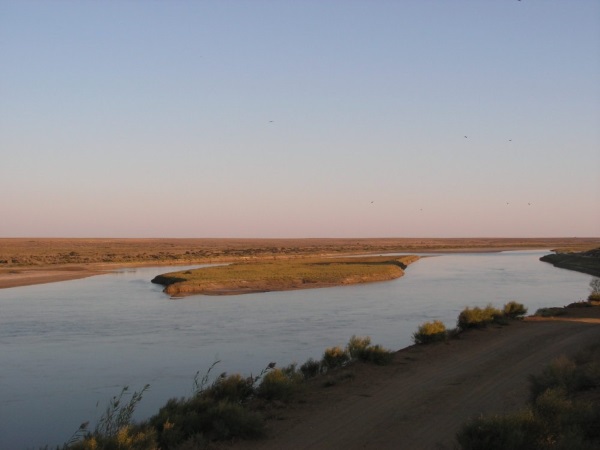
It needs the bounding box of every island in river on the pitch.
[151,255,420,296]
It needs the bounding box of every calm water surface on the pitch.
[0,250,593,449]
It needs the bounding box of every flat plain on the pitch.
[1,237,599,289]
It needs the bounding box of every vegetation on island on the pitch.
[151,255,420,296]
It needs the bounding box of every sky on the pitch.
[1,1,599,238]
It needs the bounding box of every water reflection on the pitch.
[0,252,592,449]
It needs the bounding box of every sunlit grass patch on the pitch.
[152,255,418,296]
[413,320,448,344]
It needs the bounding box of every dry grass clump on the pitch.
[457,305,505,330]
[413,301,528,345]
[413,320,448,344]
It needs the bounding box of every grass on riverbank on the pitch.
[64,337,395,450]
[412,301,528,344]
[151,255,420,296]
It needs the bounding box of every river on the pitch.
[0,250,593,449]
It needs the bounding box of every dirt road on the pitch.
[231,312,600,450]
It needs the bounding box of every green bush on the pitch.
[588,278,600,301]
[345,335,394,365]
[529,355,579,401]
[413,320,447,344]
[202,373,254,404]
[503,301,528,319]
[346,335,372,359]
[457,305,503,330]
[358,344,395,365]
[68,425,159,450]
[529,352,600,402]
[533,387,574,428]
[456,411,540,450]
[321,346,350,370]
[149,396,265,448]
[300,358,322,379]
[256,366,303,402]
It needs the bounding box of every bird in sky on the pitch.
[464,136,468,138]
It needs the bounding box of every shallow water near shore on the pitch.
[0,250,593,449]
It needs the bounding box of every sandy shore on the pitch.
[225,307,600,450]
[0,265,108,289]
[0,262,194,289]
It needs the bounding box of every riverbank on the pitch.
[2,237,599,289]
[540,247,600,277]
[224,305,600,450]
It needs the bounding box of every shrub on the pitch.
[529,355,578,401]
[483,304,504,323]
[69,425,159,450]
[256,366,303,402]
[321,346,350,370]
[203,373,254,404]
[533,387,574,428]
[150,396,265,447]
[95,385,150,438]
[359,344,395,365]
[346,335,372,360]
[300,358,321,379]
[457,305,502,330]
[567,301,592,308]
[503,301,528,319]
[456,410,540,450]
[413,320,447,344]
[535,307,567,317]
[345,335,394,365]
[589,278,600,301]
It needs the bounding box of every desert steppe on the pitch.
[1,237,599,289]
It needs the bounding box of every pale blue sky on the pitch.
[1,1,599,238]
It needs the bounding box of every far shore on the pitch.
[0,247,552,290]
[1,237,599,290]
